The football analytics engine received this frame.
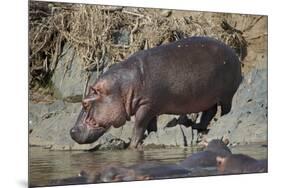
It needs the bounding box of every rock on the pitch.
[97,135,128,150]
[29,100,99,150]
[143,115,197,147]
[160,10,172,17]
[29,100,65,131]
[29,100,132,150]
[112,29,130,45]
[51,43,87,102]
[206,68,267,144]
[107,121,134,144]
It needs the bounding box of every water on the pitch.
[29,144,267,187]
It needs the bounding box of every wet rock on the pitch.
[206,68,267,144]
[107,121,134,144]
[97,136,128,150]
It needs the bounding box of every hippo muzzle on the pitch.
[70,109,107,144]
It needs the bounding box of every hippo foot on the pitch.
[191,123,209,134]
[128,139,144,150]
[128,143,144,151]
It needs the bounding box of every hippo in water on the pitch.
[70,36,242,148]
[180,139,232,169]
[216,154,268,174]
[94,163,190,183]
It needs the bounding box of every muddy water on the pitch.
[29,144,267,187]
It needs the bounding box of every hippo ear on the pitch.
[216,156,225,165]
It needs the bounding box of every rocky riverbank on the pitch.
[28,2,267,151]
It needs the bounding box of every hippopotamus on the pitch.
[216,154,268,174]
[180,139,232,169]
[70,36,242,148]
[49,171,89,186]
[94,162,190,182]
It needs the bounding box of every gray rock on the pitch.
[29,100,65,131]
[160,10,172,17]
[29,101,99,150]
[107,121,134,144]
[143,115,197,147]
[112,29,130,45]
[29,100,132,150]
[51,43,87,102]
[206,68,267,144]
[97,134,127,150]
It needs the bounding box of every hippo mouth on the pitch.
[70,125,107,144]
[70,109,108,144]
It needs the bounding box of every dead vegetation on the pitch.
[29,1,267,101]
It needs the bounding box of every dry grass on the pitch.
[29,1,266,99]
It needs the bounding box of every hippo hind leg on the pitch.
[220,100,232,116]
[192,104,217,132]
[146,116,157,134]
[192,97,233,132]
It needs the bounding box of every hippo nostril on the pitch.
[70,127,80,135]
[70,128,75,134]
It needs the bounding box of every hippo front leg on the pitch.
[130,106,153,149]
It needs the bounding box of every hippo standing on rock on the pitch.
[70,36,242,148]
